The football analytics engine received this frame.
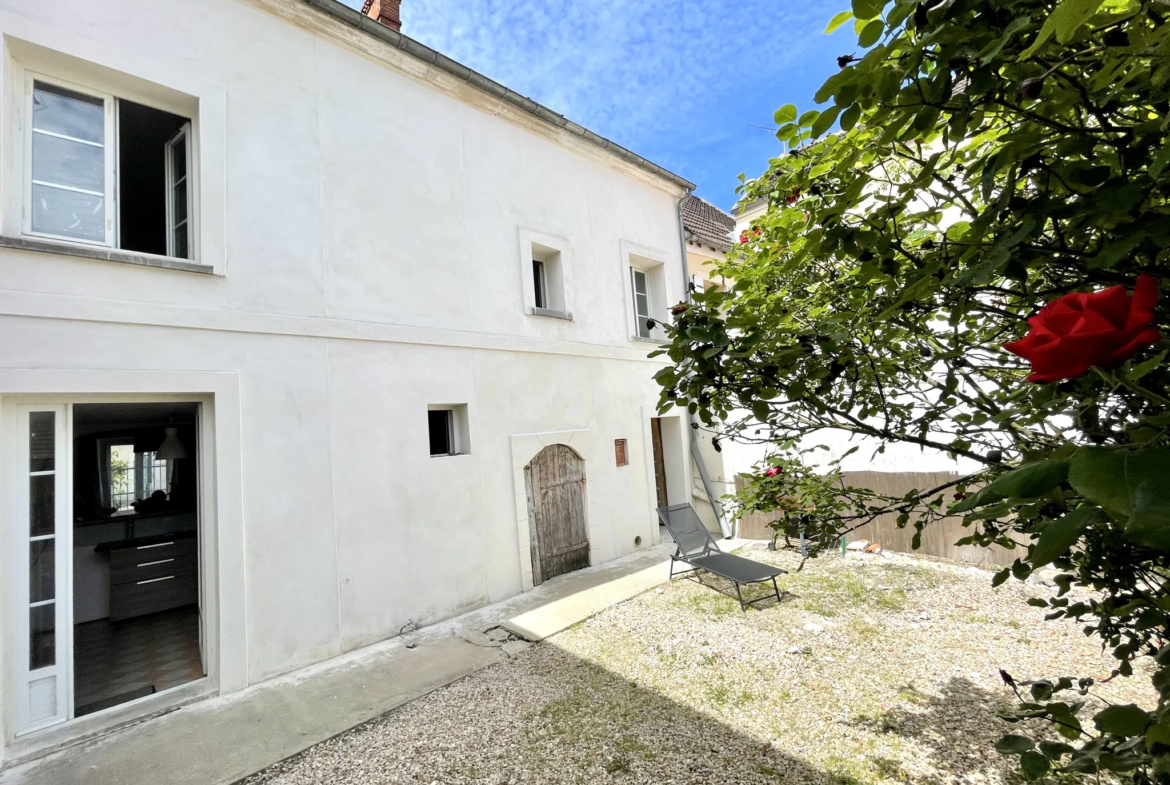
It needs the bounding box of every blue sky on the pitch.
[341,0,854,211]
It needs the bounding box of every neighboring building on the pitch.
[0,0,707,763]
[678,195,736,533]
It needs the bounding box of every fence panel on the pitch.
[733,471,1019,565]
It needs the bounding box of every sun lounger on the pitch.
[657,503,786,611]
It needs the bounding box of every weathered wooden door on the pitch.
[650,418,668,509]
[525,444,589,585]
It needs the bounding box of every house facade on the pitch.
[0,0,708,764]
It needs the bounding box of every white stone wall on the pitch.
[0,0,690,750]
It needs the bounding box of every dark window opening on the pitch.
[117,99,189,258]
[533,259,546,309]
[428,410,452,456]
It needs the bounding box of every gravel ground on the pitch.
[243,548,1155,785]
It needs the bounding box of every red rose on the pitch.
[739,231,750,244]
[765,466,781,477]
[1003,275,1161,383]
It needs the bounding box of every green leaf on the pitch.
[1038,740,1074,760]
[839,104,862,133]
[811,106,842,138]
[1151,139,1170,179]
[1020,750,1051,777]
[1129,349,1167,381]
[950,460,1069,512]
[1146,717,1170,746]
[1031,506,1103,567]
[751,401,771,423]
[858,19,884,47]
[773,104,798,125]
[851,0,885,22]
[995,734,1035,754]
[1087,231,1145,270]
[1068,447,1130,518]
[1020,0,1107,58]
[1125,449,1170,551]
[825,10,854,33]
[1094,704,1151,736]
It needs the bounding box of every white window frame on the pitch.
[518,228,573,321]
[19,70,198,262]
[427,404,471,457]
[23,74,116,248]
[164,124,192,259]
[620,241,675,343]
[631,268,652,338]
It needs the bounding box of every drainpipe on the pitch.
[675,191,732,539]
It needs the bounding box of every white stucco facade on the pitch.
[0,0,696,762]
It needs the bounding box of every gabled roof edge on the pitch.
[301,0,696,192]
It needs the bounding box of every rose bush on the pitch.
[651,0,1170,778]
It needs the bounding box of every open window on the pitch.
[627,252,668,342]
[519,229,572,321]
[26,76,194,260]
[428,405,470,457]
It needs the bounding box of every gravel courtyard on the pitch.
[244,547,1155,785]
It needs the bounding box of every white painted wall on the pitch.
[0,0,690,755]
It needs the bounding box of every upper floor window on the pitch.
[519,229,573,321]
[627,251,668,342]
[26,78,192,259]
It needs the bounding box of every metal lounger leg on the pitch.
[734,582,746,612]
[771,576,781,604]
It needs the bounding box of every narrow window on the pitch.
[614,439,629,467]
[165,125,191,259]
[532,259,547,309]
[631,268,651,338]
[428,410,453,456]
[29,82,108,244]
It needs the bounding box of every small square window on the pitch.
[427,404,470,457]
[614,439,629,467]
[520,231,572,320]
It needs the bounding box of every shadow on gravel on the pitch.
[240,646,1012,785]
[848,676,1020,783]
[680,571,797,612]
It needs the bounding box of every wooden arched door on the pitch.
[525,444,589,585]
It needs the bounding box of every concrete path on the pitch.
[1,542,683,785]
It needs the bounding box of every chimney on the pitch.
[361,0,402,32]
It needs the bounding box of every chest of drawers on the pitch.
[106,536,198,621]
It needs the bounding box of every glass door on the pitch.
[13,404,72,733]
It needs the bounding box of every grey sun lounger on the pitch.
[657,503,787,611]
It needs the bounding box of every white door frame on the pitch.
[1,391,222,747]
[6,403,74,733]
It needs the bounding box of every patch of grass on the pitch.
[681,591,740,618]
[757,764,781,777]
[784,563,944,618]
[604,757,629,774]
[705,677,755,710]
[699,652,720,667]
[617,736,655,760]
[849,619,883,642]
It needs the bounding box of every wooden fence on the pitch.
[733,471,1019,566]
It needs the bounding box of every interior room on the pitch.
[70,402,203,716]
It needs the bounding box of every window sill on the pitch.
[529,307,573,321]
[0,235,216,275]
[630,335,669,345]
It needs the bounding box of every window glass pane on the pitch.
[29,412,55,473]
[633,270,648,296]
[31,184,105,241]
[635,292,649,318]
[32,83,103,143]
[174,222,188,260]
[29,604,55,670]
[32,132,104,193]
[29,541,54,603]
[171,134,186,181]
[30,475,55,538]
[428,410,451,455]
[173,182,188,226]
